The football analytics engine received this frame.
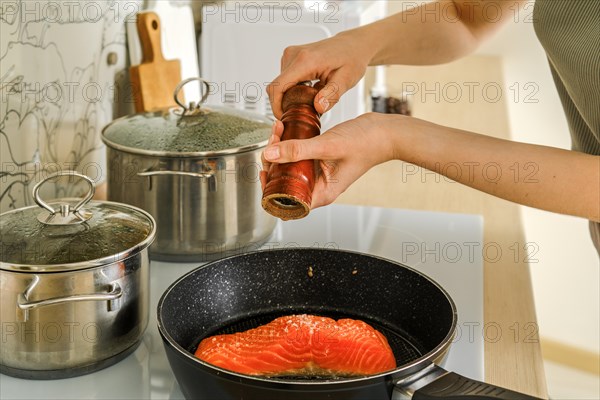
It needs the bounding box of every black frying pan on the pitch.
[157,248,541,399]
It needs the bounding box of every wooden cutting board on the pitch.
[126,1,200,102]
[130,11,182,112]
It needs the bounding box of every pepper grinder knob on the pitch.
[262,82,321,220]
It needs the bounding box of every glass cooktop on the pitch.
[0,204,483,400]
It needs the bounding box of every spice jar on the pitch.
[262,82,321,220]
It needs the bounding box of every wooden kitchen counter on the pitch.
[336,56,548,398]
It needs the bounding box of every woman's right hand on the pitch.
[267,30,375,119]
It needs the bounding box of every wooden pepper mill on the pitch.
[262,82,321,220]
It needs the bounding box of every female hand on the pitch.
[261,113,399,208]
[267,30,376,119]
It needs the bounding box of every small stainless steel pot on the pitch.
[0,172,156,379]
[101,78,276,262]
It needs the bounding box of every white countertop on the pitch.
[0,204,483,400]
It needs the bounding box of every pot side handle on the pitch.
[17,282,123,323]
[137,168,216,192]
[395,364,542,400]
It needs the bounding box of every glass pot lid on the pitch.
[0,172,156,272]
[101,78,272,157]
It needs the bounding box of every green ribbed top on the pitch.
[533,0,600,155]
[533,0,599,253]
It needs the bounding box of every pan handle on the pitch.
[394,364,542,400]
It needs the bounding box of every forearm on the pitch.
[350,0,525,66]
[387,116,600,221]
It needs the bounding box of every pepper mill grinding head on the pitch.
[262,82,321,220]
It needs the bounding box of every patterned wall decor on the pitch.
[1,0,141,211]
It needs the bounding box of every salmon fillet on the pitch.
[194,314,397,376]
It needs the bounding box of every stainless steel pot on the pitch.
[101,78,276,262]
[0,172,156,379]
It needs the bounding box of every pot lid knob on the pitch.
[174,77,211,116]
[33,172,95,225]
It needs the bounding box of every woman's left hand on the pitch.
[260,113,398,208]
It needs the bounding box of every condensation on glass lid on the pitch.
[0,201,154,269]
[103,107,272,153]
